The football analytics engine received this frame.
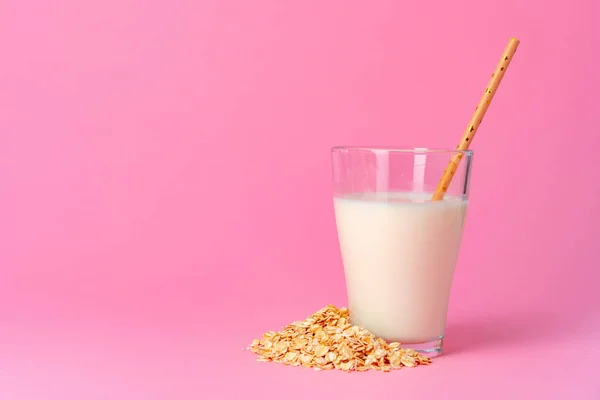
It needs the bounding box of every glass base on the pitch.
[409,335,444,358]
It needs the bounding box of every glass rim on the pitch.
[331,146,474,155]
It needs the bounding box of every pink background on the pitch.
[1,0,599,399]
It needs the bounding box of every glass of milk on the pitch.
[332,147,473,357]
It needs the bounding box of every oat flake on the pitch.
[248,305,431,372]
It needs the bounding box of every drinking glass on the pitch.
[332,147,473,356]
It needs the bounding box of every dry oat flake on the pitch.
[247,305,431,372]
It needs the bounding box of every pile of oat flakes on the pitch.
[248,305,431,372]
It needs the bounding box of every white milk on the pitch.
[334,192,467,343]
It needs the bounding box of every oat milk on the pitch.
[334,192,467,343]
